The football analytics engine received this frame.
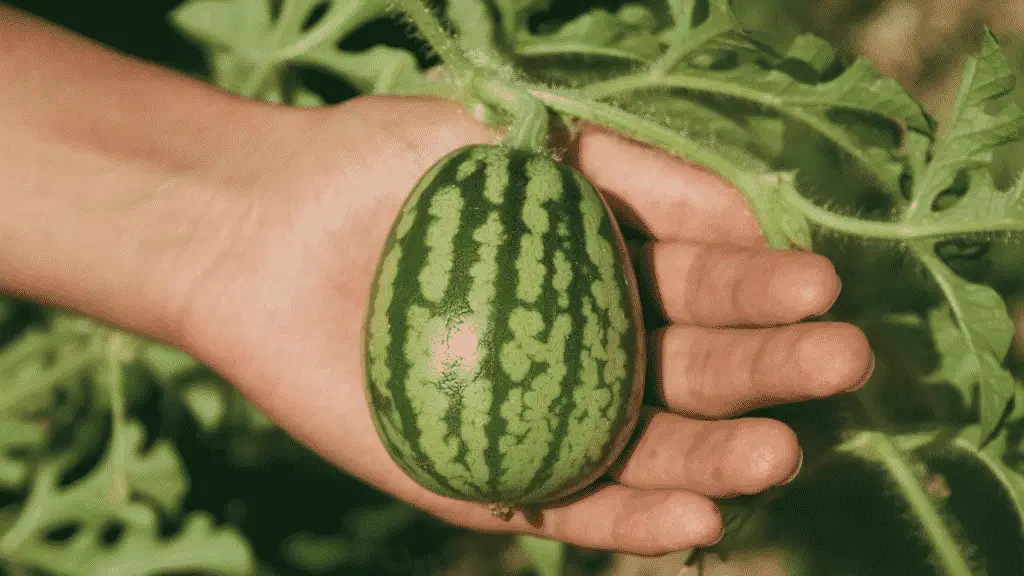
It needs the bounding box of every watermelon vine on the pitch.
[1,0,1023,575]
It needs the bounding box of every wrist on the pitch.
[0,6,303,348]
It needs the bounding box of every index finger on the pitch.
[571,123,766,247]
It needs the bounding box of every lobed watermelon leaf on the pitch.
[0,420,252,575]
[515,5,663,63]
[169,0,406,98]
[905,31,1024,216]
[893,31,1024,444]
[581,32,930,198]
[0,416,46,491]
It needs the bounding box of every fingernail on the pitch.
[779,448,803,486]
[808,274,841,319]
[709,524,726,546]
[827,275,842,311]
[847,348,876,392]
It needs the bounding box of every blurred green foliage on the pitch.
[2,1,1024,576]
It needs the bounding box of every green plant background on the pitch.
[2,1,1024,575]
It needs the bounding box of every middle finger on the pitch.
[650,321,874,418]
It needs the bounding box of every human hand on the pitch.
[175,95,874,555]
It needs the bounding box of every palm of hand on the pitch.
[180,96,873,555]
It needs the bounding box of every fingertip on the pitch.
[530,486,725,556]
[771,252,842,320]
[665,493,725,549]
[726,420,802,492]
[624,491,724,555]
[797,323,874,394]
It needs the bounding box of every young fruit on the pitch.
[363,144,644,518]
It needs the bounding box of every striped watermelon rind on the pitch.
[363,144,644,516]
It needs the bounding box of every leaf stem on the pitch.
[472,80,548,152]
[840,431,975,576]
[0,331,48,377]
[391,0,476,82]
[580,73,903,196]
[488,77,1022,247]
[779,183,1024,240]
[648,20,723,77]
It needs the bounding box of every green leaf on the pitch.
[295,44,427,94]
[586,40,929,196]
[490,0,552,46]
[8,507,252,576]
[447,0,505,60]
[292,87,327,107]
[169,0,271,57]
[923,307,988,392]
[516,535,565,576]
[0,416,46,491]
[0,421,251,575]
[1,331,92,419]
[170,0,396,97]
[916,170,1024,232]
[183,380,228,432]
[654,0,771,70]
[894,32,1024,444]
[516,6,663,62]
[916,253,1016,443]
[906,29,1024,217]
[0,330,49,379]
[141,344,199,385]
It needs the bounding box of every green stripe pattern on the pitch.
[364,144,642,506]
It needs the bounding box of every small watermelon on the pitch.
[363,144,644,519]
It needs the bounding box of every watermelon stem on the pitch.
[489,502,515,521]
[473,81,550,154]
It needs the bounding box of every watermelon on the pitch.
[363,144,645,519]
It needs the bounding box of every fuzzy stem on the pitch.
[473,80,548,153]
[580,73,903,198]
[840,431,975,576]
[509,79,789,247]
[778,182,1024,240]
[391,0,476,81]
[480,77,1024,248]
[648,21,720,77]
